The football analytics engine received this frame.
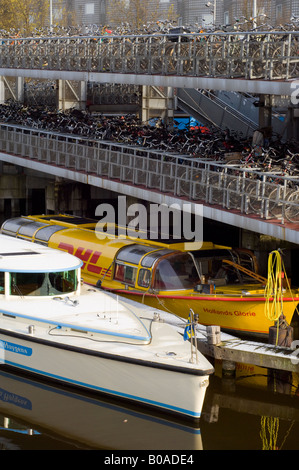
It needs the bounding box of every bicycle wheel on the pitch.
[246,180,263,213]
[178,169,204,199]
[288,40,299,77]
[123,42,135,72]
[226,176,244,209]
[206,172,226,205]
[180,43,193,73]
[271,46,286,78]
[178,169,191,197]
[284,190,299,223]
[251,47,265,78]
[266,186,285,218]
[165,44,176,73]
[195,41,208,75]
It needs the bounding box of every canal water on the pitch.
[0,220,298,452]
[0,362,298,450]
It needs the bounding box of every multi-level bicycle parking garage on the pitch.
[0,31,298,79]
[0,31,298,243]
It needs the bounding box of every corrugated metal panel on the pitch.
[61,0,296,29]
[181,0,223,27]
[73,0,104,25]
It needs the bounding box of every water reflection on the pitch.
[0,363,298,450]
[0,369,202,450]
[200,362,299,450]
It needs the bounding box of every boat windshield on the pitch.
[153,253,199,291]
[10,270,78,296]
[0,272,4,294]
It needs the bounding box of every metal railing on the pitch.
[0,122,298,224]
[0,32,299,80]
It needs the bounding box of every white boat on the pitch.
[0,234,213,421]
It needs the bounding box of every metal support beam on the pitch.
[0,77,5,103]
[58,80,87,110]
[141,86,174,124]
[0,68,298,97]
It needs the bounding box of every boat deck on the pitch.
[0,287,151,344]
[0,285,213,374]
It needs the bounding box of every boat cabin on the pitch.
[1,215,260,294]
[113,244,199,291]
[0,234,82,298]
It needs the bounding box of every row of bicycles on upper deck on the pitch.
[1,20,299,78]
[1,99,299,223]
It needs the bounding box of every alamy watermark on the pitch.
[291,80,299,105]
[95,196,203,250]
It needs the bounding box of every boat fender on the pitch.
[269,314,293,347]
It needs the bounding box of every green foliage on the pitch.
[0,0,71,35]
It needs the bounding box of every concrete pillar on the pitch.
[141,86,173,125]
[57,80,87,110]
[258,94,272,139]
[15,77,24,102]
[286,107,299,142]
[141,85,151,123]
[164,87,174,129]
[46,180,89,215]
[0,77,5,104]
[0,76,24,103]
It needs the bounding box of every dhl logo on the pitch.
[58,242,112,277]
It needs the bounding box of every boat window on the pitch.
[193,250,241,283]
[10,269,77,296]
[34,225,66,243]
[137,268,151,288]
[0,272,4,294]
[17,221,45,238]
[114,263,137,285]
[141,249,174,268]
[116,245,156,265]
[153,253,199,291]
[1,217,30,236]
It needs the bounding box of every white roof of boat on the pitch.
[0,234,82,272]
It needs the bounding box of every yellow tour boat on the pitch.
[2,214,299,341]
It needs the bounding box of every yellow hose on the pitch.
[264,250,287,348]
[264,250,285,324]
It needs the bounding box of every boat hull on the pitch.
[0,330,209,421]
[111,290,299,339]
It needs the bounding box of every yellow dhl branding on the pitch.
[57,242,112,278]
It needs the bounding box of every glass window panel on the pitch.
[153,253,199,290]
[18,221,45,237]
[10,270,77,296]
[116,244,156,265]
[1,217,30,235]
[0,272,4,294]
[34,225,65,242]
[138,269,151,288]
[113,263,137,285]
